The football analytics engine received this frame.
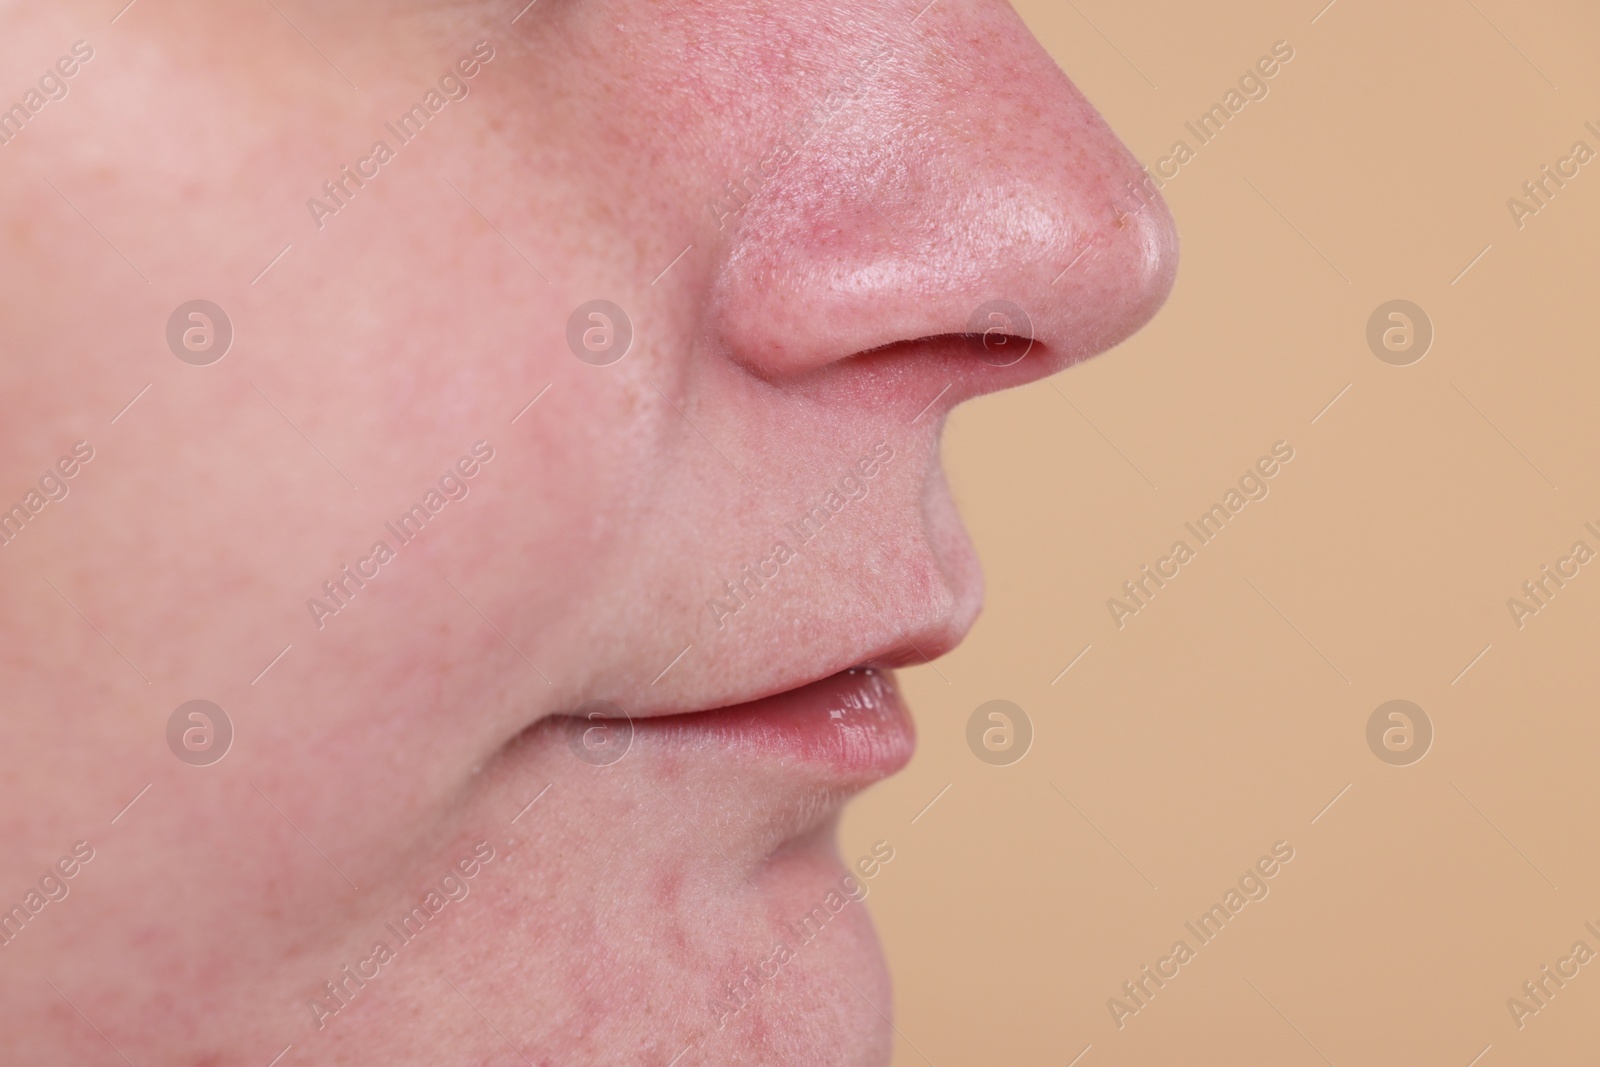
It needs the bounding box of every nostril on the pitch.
[965,299,1037,367]
[841,332,1041,381]
[848,318,1040,366]
[963,331,1034,368]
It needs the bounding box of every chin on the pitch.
[701,830,900,1066]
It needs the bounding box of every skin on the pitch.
[0,0,1175,1063]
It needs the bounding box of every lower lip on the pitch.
[639,668,915,780]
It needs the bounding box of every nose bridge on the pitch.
[702,7,1178,381]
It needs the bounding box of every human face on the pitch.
[0,0,1175,1062]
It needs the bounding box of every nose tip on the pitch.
[1047,177,1181,363]
[701,14,1178,386]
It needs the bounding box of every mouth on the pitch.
[562,668,914,788]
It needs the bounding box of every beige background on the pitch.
[843,0,1600,1063]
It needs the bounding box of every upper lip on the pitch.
[665,536,976,721]
[609,667,916,789]
[625,629,963,722]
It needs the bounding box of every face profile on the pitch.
[0,0,1175,1063]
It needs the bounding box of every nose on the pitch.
[702,2,1178,397]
